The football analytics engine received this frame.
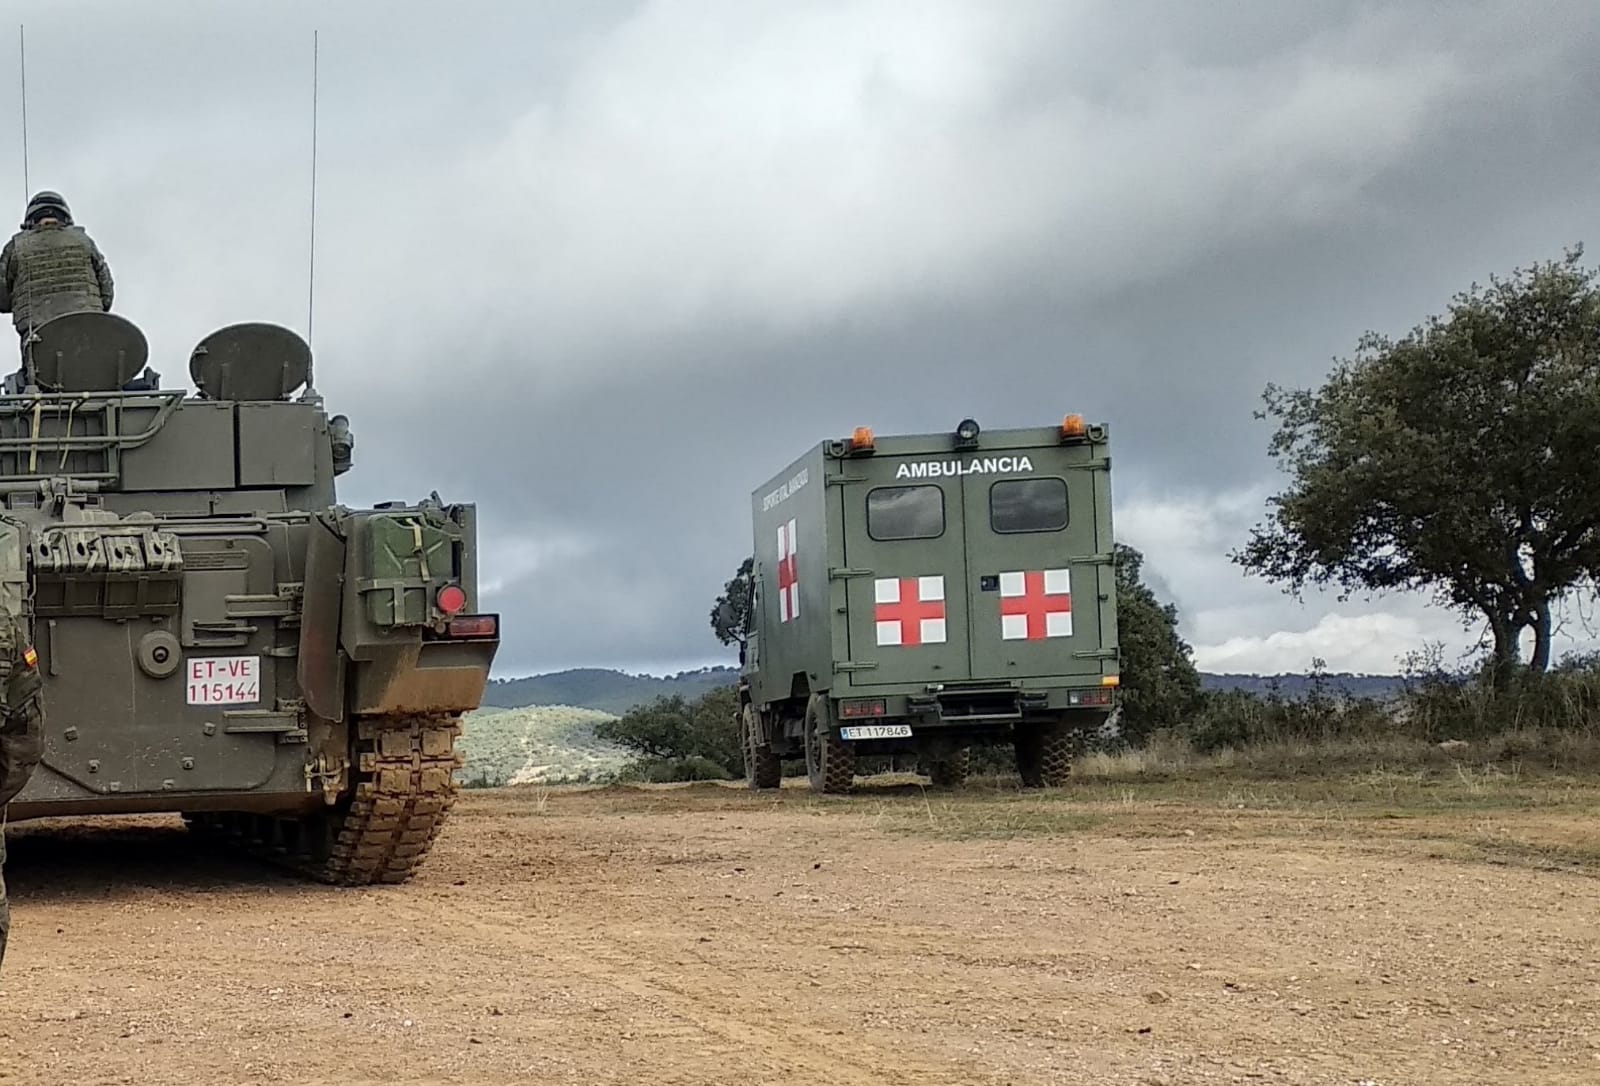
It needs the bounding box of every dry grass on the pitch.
[1072,726,1600,783]
[500,729,1600,878]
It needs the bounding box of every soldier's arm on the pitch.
[0,660,42,807]
[0,711,41,808]
[91,240,113,310]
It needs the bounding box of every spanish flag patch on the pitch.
[23,645,37,668]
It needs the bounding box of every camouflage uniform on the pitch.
[0,191,114,358]
[0,627,42,974]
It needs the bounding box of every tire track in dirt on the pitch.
[385,894,978,1086]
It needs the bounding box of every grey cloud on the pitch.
[6,0,1597,675]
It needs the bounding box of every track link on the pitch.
[186,713,463,885]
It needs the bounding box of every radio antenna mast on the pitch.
[304,28,319,399]
[17,24,28,199]
[17,23,34,392]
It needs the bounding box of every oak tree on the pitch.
[1113,543,1204,738]
[709,556,754,649]
[1235,247,1600,683]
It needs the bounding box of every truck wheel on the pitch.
[1014,728,1044,788]
[741,703,782,791]
[1036,722,1075,787]
[803,695,854,794]
[926,748,970,788]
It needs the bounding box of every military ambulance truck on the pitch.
[736,415,1119,793]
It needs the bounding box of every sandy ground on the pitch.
[0,780,1596,1085]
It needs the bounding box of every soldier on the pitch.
[0,190,115,360]
[0,627,42,974]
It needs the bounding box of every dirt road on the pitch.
[0,779,1596,1085]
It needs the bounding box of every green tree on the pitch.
[1113,542,1203,739]
[594,685,744,777]
[709,556,754,648]
[1234,247,1600,684]
[594,694,694,761]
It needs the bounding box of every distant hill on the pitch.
[1201,672,1404,700]
[483,665,1404,715]
[458,704,630,788]
[481,666,740,716]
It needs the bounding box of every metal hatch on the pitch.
[960,445,1108,680]
[838,463,972,687]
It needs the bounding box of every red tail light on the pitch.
[436,584,467,615]
[446,614,498,639]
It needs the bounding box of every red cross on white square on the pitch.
[777,518,798,622]
[999,569,1072,640]
[874,575,946,646]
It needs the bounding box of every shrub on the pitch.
[618,755,734,783]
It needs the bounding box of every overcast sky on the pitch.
[6,0,1598,678]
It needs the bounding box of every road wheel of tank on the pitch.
[742,703,782,791]
[803,695,854,794]
[925,747,970,788]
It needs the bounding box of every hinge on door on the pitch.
[835,661,879,672]
[1072,648,1119,660]
[1068,552,1114,565]
[188,620,256,648]
[224,588,302,619]
[221,708,307,742]
[826,475,870,485]
[829,567,874,579]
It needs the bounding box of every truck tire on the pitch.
[926,748,970,788]
[1014,728,1044,788]
[803,694,854,794]
[742,703,782,791]
[1037,724,1074,787]
[1014,723,1075,788]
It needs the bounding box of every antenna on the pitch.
[17,23,34,392]
[17,24,27,199]
[304,27,319,397]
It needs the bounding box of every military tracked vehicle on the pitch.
[736,415,1119,792]
[2,310,498,884]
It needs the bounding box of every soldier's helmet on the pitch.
[22,190,71,227]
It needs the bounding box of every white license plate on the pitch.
[839,724,912,740]
[186,655,261,705]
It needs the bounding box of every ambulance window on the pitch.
[990,478,1068,533]
[867,486,944,541]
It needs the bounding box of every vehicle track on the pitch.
[382,893,965,1086]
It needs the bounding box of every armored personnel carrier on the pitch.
[737,415,1119,792]
[2,311,498,884]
